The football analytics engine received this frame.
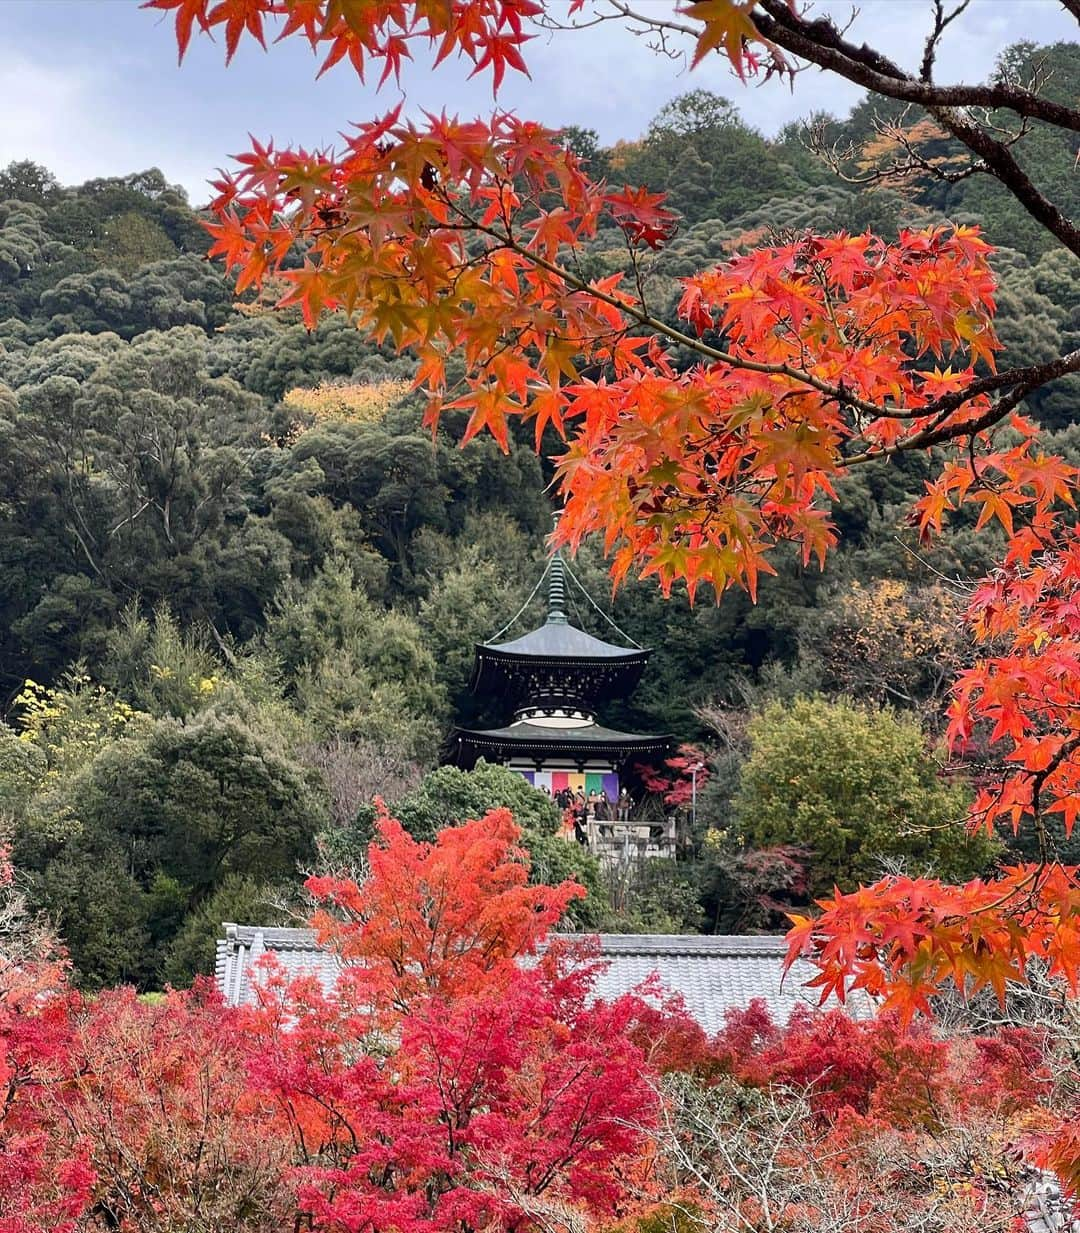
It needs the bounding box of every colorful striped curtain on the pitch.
[515,769,619,799]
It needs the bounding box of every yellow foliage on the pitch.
[283,379,409,425]
[149,664,218,696]
[14,675,141,784]
[812,578,968,714]
[836,578,960,662]
[229,274,297,317]
[606,138,643,173]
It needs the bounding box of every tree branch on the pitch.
[750,0,1080,256]
[602,0,1080,133]
[920,1,972,84]
[840,349,1080,465]
[458,207,1080,458]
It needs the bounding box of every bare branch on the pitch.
[750,0,1080,256]
[920,0,972,84]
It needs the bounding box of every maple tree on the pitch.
[0,836,294,1232]
[638,743,710,809]
[0,813,676,1231]
[55,985,293,1231]
[0,848,92,1233]
[148,0,1080,1187]
[244,808,673,1232]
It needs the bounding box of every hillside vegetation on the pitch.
[3,40,1079,985]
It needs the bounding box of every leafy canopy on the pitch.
[256,810,669,1232]
[734,696,995,896]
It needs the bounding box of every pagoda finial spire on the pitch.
[548,511,568,625]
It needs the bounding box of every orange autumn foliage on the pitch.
[305,806,584,1009]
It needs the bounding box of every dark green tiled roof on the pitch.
[446,720,671,766]
[458,720,665,747]
[483,619,648,661]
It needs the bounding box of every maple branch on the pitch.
[469,210,1080,453]
[437,189,1080,464]
[452,208,889,418]
[600,0,1080,133]
[928,102,1080,257]
[808,112,986,189]
[600,0,697,40]
[752,0,1048,117]
[1027,735,1080,862]
[749,0,1080,258]
[841,346,1080,465]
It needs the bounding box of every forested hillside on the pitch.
[3,38,1079,987]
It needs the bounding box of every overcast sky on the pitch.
[1,0,1076,205]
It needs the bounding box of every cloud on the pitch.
[0,55,98,173]
[0,49,201,192]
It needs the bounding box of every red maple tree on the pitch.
[0,850,293,1231]
[243,808,675,1232]
[0,848,93,1233]
[668,1001,1073,1232]
[638,744,710,809]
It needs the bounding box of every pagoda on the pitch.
[445,543,671,801]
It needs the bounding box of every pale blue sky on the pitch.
[1,0,1076,204]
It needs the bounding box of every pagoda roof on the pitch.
[470,550,650,704]
[469,624,650,705]
[482,621,647,662]
[446,719,671,767]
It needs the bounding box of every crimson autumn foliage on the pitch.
[4,823,1079,1230]
[1,836,291,1231]
[712,999,1052,1126]
[0,818,679,1231]
[195,122,1022,601]
[673,1001,1073,1233]
[304,806,583,1006]
[0,848,93,1233]
[149,0,1080,1185]
[246,808,669,1233]
[638,744,710,809]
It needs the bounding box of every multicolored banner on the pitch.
[517,769,620,799]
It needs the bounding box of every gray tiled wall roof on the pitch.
[216,926,868,1029]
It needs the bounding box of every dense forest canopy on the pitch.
[3,37,1080,986]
